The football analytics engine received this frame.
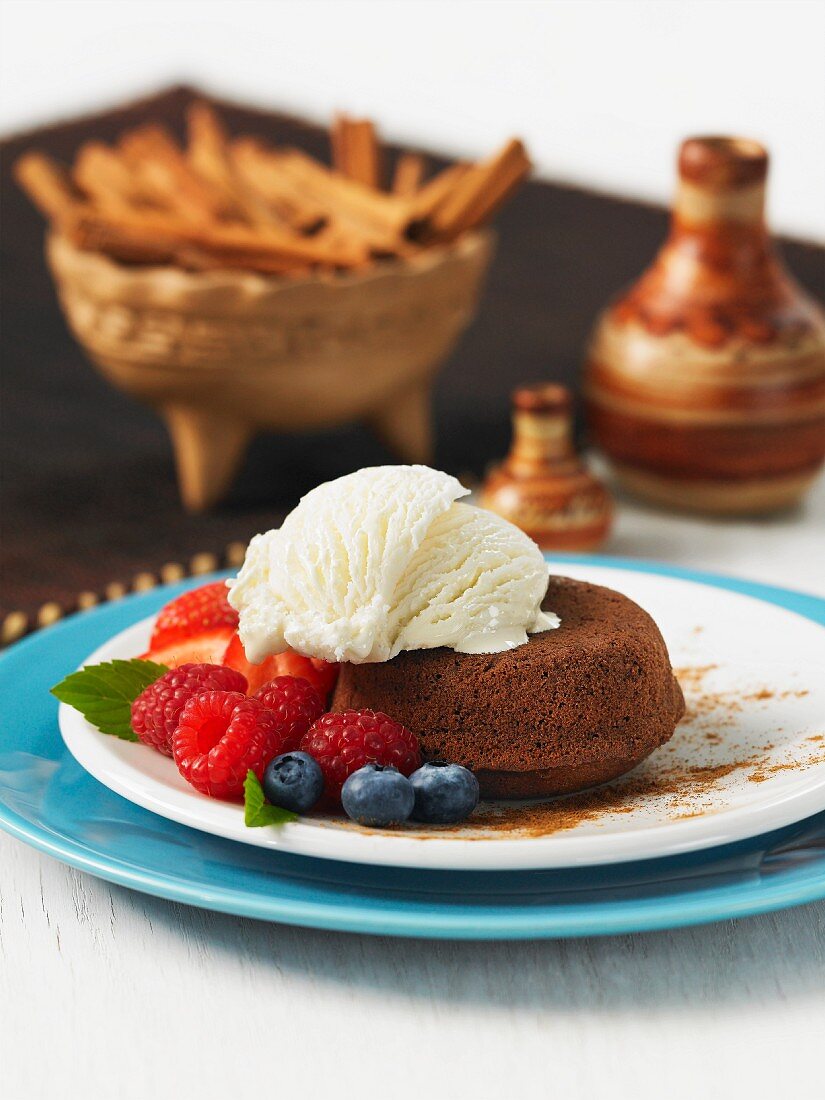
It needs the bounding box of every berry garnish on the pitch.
[341,764,414,827]
[273,650,339,700]
[262,751,325,813]
[223,632,339,699]
[51,658,169,741]
[300,709,421,801]
[244,770,298,828]
[173,691,289,801]
[143,628,235,669]
[130,662,247,756]
[150,582,238,651]
[409,761,480,824]
[253,677,324,751]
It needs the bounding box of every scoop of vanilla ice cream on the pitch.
[228,465,558,664]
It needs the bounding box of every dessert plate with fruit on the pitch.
[52,467,825,872]
[2,465,825,935]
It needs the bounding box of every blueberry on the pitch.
[262,752,324,813]
[410,761,480,824]
[341,764,414,827]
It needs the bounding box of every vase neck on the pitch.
[673,136,768,231]
[506,384,575,474]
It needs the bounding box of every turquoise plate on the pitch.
[1,556,824,939]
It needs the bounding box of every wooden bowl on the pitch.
[47,231,493,510]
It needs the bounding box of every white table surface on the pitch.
[3,474,825,1100]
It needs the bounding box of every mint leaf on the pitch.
[244,770,297,828]
[51,658,169,741]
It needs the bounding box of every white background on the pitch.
[1,0,824,239]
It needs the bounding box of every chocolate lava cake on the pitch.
[332,576,685,798]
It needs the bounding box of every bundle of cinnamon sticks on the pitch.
[14,104,531,277]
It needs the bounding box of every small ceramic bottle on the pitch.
[584,136,825,514]
[481,383,612,550]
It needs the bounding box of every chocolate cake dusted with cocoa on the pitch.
[332,576,685,798]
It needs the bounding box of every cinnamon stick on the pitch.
[73,142,156,214]
[331,114,382,189]
[175,244,312,277]
[275,147,411,249]
[16,103,532,277]
[119,124,232,224]
[406,162,471,226]
[64,211,178,266]
[392,153,427,196]
[64,206,370,271]
[13,152,85,223]
[234,140,406,250]
[229,139,328,233]
[186,103,280,227]
[424,139,531,240]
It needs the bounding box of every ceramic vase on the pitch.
[481,383,612,550]
[584,137,825,514]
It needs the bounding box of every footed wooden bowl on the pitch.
[47,231,492,510]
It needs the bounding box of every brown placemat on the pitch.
[0,542,247,646]
[2,84,823,629]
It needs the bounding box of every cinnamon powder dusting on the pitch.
[319,662,822,840]
[403,663,821,839]
[462,758,752,838]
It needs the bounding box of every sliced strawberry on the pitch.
[275,650,339,700]
[150,582,238,652]
[222,633,271,692]
[222,632,339,700]
[143,627,235,669]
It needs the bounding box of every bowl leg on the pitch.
[367,380,434,464]
[162,405,251,512]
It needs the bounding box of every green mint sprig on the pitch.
[51,658,169,741]
[244,770,297,828]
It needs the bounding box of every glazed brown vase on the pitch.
[480,383,612,550]
[584,136,825,514]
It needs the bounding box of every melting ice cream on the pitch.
[228,465,558,664]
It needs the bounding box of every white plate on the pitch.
[59,563,825,870]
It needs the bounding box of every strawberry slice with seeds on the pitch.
[142,628,235,669]
[149,582,238,652]
[222,632,339,700]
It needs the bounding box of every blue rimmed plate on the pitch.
[1,556,824,938]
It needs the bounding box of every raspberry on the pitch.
[173,691,289,801]
[253,677,325,751]
[130,663,247,756]
[150,582,238,651]
[300,710,421,801]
